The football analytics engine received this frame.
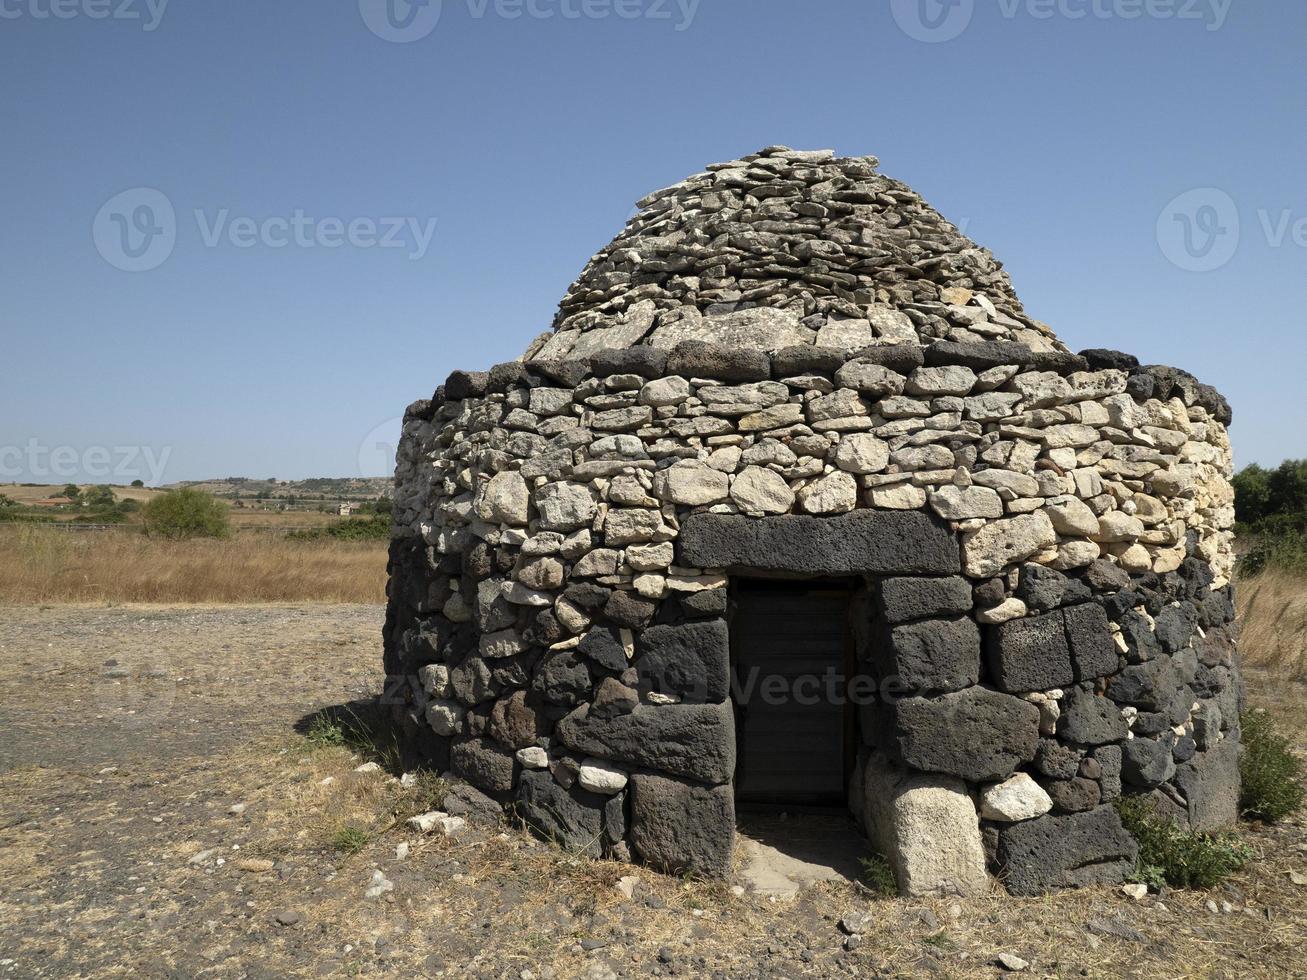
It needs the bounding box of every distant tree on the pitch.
[1267,460,1307,518]
[1233,464,1270,527]
[60,484,81,501]
[1234,460,1307,529]
[82,485,117,509]
[130,479,145,488]
[141,488,231,540]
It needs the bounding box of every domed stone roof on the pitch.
[525,146,1067,362]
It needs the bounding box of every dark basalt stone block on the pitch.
[666,341,770,383]
[636,621,730,704]
[985,612,1075,694]
[1027,351,1090,375]
[1174,739,1240,832]
[1016,564,1090,613]
[591,347,668,380]
[1153,602,1198,654]
[1125,372,1156,401]
[451,736,518,794]
[445,370,490,400]
[848,343,927,375]
[1109,659,1181,711]
[924,340,1033,371]
[679,590,728,618]
[515,769,624,858]
[1035,739,1083,779]
[577,626,628,674]
[1078,348,1140,371]
[526,358,590,388]
[1063,603,1119,682]
[604,591,657,630]
[1122,735,1177,788]
[878,617,981,694]
[531,649,592,707]
[996,806,1137,896]
[488,361,529,392]
[771,345,847,377]
[884,686,1039,782]
[875,576,973,624]
[629,772,734,877]
[677,511,960,577]
[1046,777,1102,814]
[404,398,435,423]
[1058,686,1129,746]
[556,702,736,785]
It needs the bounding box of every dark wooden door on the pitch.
[732,581,853,807]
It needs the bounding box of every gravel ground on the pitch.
[1,605,1305,979]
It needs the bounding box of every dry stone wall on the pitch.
[383,147,1240,896]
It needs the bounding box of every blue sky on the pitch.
[1,0,1302,484]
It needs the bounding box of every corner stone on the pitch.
[861,752,990,897]
[996,805,1137,896]
[629,772,734,877]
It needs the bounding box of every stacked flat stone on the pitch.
[384,147,1240,896]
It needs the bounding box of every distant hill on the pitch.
[170,477,392,501]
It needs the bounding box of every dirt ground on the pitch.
[1,605,1305,979]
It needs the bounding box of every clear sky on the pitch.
[2,0,1302,485]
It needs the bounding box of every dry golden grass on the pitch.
[0,524,387,604]
[1238,567,1307,680]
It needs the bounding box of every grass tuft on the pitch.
[858,852,898,896]
[330,824,371,855]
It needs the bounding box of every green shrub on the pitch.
[1116,797,1252,890]
[140,488,231,540]
[289,516,390,542]
[1240,710,1306,822]
[1238,530,1307,577]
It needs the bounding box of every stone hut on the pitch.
[384,147,1241,896]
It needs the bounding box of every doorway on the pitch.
[731,579,855,808]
